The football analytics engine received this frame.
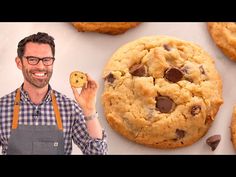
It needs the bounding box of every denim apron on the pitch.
[7,88,65,155]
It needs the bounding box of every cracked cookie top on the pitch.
[102,35,223,149]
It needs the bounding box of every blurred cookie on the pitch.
[102,35,223,149]
[72,22,140,35]
[208,22,236,61]
[231,105,236,150]
[70,71,87,88]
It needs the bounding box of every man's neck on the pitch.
[23,82,49,105]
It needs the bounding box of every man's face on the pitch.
[16,42,54,88]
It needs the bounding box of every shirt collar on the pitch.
[19,84,53,105]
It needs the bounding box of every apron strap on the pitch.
[12,88,20,129]
[50,91,63,130]
[12,88,63,131]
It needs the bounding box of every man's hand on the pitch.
[71,74,98,116]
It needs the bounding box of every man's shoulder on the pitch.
[0,89,17,104]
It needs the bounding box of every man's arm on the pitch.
[71,74,103,139]
[71,74,108,154]
[72,110,108,155]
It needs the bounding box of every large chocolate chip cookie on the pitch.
[102,35,223,149]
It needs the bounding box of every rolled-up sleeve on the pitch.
[72,103,108,155]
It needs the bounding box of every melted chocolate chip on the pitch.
[185,77,193,83]
[76,80,78,83]
[129,64,147,77]
[191,105,201,116]
[163,44,171,51]
[205,115,212,125]
[104,73,115,83]
[206,135,221,151]
[74,73,77,76]
[199,65,206,75]
[164,67,183,83]
[155,96,175,113]
[175,129,186,139]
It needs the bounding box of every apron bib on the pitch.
[7,88,65,155]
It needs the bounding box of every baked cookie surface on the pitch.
[72,22,140,35]
[102,36,223,149]
[231,106,236,150]
[70,71,87,88]
[208,22,236,61]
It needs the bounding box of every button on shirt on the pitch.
[0,85,108,155]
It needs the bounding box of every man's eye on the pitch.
[43,58,51,62]
[28,58,38,61]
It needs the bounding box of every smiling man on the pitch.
[0,32,108,155]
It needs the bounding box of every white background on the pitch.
[0,22,235,154]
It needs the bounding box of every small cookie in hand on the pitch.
[70,71,87,88]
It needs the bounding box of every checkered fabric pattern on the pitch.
[0,85,108,155]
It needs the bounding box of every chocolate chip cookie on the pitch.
[72,22,140,35]
[70,71,87,88]
[102,35,223,149]
[208,22,236,61]
[231,106,236,150]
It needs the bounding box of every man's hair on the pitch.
[17,32,55,58]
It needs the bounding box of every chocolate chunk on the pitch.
[191,105,201,116]
[104,73,115,83]
[156,96,175,113]
[205,115,212,125]
[74,73,77,76]
[153,77,156,85]
[199,65,206,75]
[129,64,147,77]
[175,129,186,139]
[206,135,221,151]
[76,80,78,83]
[164,67,183,83]
[163,44,171,51]
[185,77,193,83]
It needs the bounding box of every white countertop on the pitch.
[0,22,235,154]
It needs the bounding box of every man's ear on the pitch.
[15,57,22,70]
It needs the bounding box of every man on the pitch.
[0,32,108,155]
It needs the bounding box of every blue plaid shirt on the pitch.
[0,85,108,155]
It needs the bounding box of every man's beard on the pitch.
[22,66,53,88]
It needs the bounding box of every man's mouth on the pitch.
[32,72,47,78]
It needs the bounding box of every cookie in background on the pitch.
[72,22,141,35]
[231,105,236,151]
[208,22,236,61]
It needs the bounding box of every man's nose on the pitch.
[36,60,45,69]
